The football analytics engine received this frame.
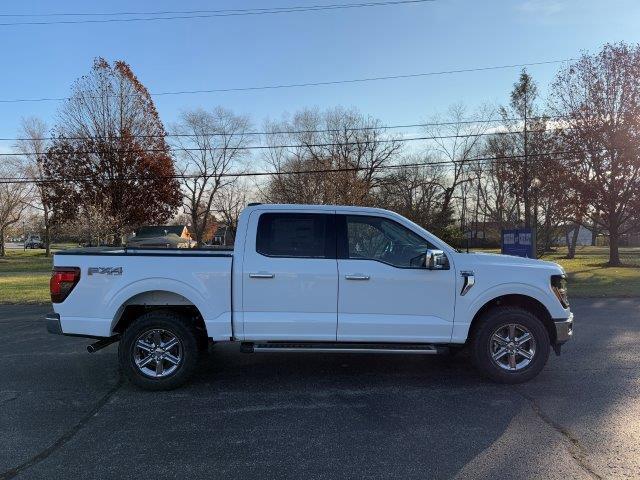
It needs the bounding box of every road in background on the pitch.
[1,299,638,479]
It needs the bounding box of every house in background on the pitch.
[126,225,193,248]
[202,221,234,246]
[208,225,227,246]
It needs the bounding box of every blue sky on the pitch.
[1,0,639,147]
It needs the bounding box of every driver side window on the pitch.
[345,215,434,268]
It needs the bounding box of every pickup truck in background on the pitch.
[46,204,573,390]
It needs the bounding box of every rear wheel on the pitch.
[118,310,201,390]
[470,306,550,383]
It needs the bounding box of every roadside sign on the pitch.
[501,229,535,258]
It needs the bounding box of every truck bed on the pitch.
[55,247,233,256]
[53,248,234,339]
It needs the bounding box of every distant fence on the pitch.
[596,233,640,248]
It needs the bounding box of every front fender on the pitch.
[451,282,567,343]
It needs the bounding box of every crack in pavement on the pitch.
[0,392,18,405]
[0,377,123,480]
[513,388,603,480]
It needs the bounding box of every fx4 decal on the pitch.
[88,267,123,276]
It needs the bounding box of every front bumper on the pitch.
[46,312,63,335]
[553,312,573,344]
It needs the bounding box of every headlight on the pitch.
[551,274,569,308]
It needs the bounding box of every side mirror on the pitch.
[426,249,448,270]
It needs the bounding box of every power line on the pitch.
[0,126,570,157]
[0,0,434,27]
[1,117,567,143]
[0,150,580,184]
[0,0,434,17]
[0,59,573,104]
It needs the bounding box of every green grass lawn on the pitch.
[471,246,640,297]
[0,250,52,303]
[0,245,638,303]
[0,246,72,304]
[541,246,640,297]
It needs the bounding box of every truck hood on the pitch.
[456,252,564,274]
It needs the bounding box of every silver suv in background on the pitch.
[24,235,44,249]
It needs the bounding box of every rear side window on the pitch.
[256,213,335,258]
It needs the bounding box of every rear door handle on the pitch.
[249,272,275,279]
[345,274,370,281]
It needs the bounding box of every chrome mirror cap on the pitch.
[426,249,448,270]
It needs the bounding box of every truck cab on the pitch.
[47,204,573,390]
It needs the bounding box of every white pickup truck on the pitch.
[47,204,573,390]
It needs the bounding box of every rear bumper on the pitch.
[553,312,573,344]
[45,312,103,339]
[46,312,63,335]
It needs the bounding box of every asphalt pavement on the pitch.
[1,299,639,479]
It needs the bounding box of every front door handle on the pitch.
[249,272,275,279]
[345,274,370,281]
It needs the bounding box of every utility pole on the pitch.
[523,84,537,257]
[523,87,530,230]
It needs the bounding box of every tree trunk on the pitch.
[566,224,580,259]
[591,217,598,246]
[44,225,51,256]
[44,206,51,256]
[543,214,552,252]
[114,227,124,247]
[0,228,5,257]
[608,218,621,266]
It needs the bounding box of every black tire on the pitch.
[470,306,550,384]
[118,310,200,390]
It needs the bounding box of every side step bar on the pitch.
[241,342,449,355]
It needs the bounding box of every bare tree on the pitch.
[376,156,446,229]
[263,107,402,205]
[550,43,640,265]
[173,107,251,246]
[15,117,53,255]
[213,180,248,245]
[0,160,30,256]
[423,104,493,234]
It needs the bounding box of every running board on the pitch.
[241,342,448,355]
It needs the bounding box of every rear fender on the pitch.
[107,278,228,339]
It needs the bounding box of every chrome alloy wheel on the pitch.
[133,329,183,378]
[489,323,537,371]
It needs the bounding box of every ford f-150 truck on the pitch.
[46,204,573,390]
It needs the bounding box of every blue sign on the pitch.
[501,229,535,258]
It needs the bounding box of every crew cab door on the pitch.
[336,214,455,343]
[241,210,338,341]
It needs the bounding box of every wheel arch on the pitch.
[110,288,207,339]
[467,294,556,345]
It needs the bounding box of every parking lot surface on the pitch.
[1,299,639,479]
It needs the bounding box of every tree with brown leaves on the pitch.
[551,43,640,265]
[43,58,182,245]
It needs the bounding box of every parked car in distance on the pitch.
[24,235,44,249]
[46,204,573,390]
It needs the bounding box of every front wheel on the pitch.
[470,307,550,384]
[118,310,201,390]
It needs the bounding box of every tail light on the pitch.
[50,267,81,303]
